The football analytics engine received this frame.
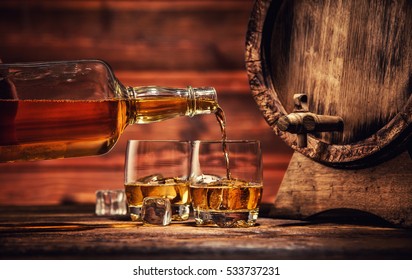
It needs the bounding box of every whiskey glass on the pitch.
[190,140,263,227]
[124,140,191,222]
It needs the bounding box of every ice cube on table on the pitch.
[141,197,172,226]
[95,190,127,216]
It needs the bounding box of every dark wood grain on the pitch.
[273,151,412,228]
[246,0,412,168]
[0,0,254,71]
[1,204,412,259]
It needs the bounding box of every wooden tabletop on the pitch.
[1,204,412,260]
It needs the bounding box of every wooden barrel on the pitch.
[246,0,412,168]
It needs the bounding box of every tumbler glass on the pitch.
[190,140,263,227]
[125,140,190,221]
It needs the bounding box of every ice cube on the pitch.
[141,197,172,226]
[194,174,221,184]
[164,178,176,185]
[208,188,224,210]
[228,188,245,210]
[139,174,164,184]
[95,190,127,216]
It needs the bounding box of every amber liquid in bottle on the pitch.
[0,99,125,162]
[0,97,218,162]
[0,60,219,162]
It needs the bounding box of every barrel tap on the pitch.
[277,94,344,148]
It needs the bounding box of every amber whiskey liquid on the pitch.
[190,178,263,227]
[125,178,190,221]
[0,99,126,162]
[191,179,262,211]
[0,97,218,162]
[215,106,232,179]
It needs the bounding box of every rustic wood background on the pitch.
[0,0,293,206]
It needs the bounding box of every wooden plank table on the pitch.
[1,204,412,260]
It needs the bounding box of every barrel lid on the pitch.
[246,0,412,168]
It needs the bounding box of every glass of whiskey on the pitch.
[190,140,263,227]
[124,140,191,222]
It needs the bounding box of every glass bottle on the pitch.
[0,59,219,162]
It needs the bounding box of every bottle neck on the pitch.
[125,86,218,124]
[186,86,219,117]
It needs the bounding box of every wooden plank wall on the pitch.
[0,0,293,205]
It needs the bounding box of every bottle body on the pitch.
[0,60,218,162]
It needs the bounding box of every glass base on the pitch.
[193,209,259,228]
[129,204,190,222]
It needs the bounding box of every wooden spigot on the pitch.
[277,94,344,148]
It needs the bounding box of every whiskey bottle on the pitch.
[0,60,218,162]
